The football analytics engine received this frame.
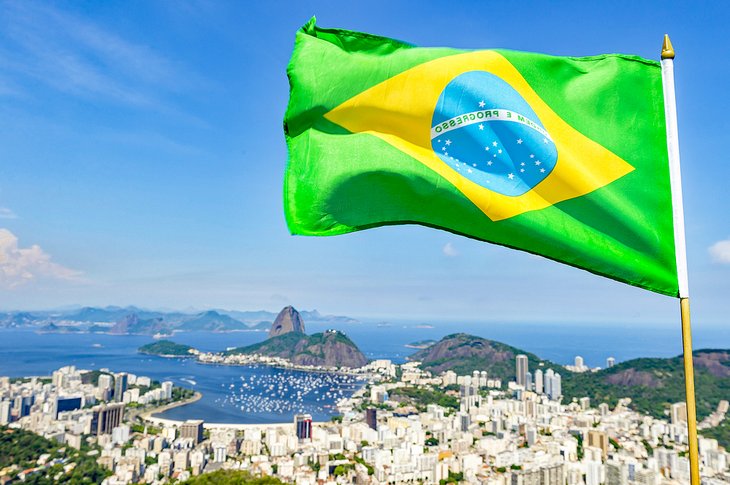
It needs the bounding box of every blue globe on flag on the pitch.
[430,71,558,197]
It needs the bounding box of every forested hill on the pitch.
[561,349,730,420]
[411,334,730,423]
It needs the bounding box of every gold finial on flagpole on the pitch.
[661,34,675,59]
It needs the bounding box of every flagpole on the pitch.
[660,34,699,485]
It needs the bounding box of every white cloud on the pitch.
[442,242,459,258]
[709,239,730,264]
[0,229,80,289]
[0,207,16,219]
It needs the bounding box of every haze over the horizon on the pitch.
[1,1,729,326]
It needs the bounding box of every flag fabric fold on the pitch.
[284,18,679,297]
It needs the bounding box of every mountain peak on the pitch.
[269,306,305,337]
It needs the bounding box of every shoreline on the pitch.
[140,391,202,422]
[143,348,370,378]
[141,392,328,430]
[193,357,368,377]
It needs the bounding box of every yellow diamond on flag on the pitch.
[324,50,634,221]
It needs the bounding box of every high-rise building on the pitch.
[91,403,125,435]
[295,413,313,440]
[114,373,128,402]
[525,371,533,391]
[575,356,584,369]
[599,403,610,417]
[544,369,554,397]
[516,354,528,387]
[213,445,227,463]
[550,372,562,400]
[161,381,173,400]
[588,430,609,459]
[543,369,561,400]
[180,419,204,445]
[98,374,113,392]
[370,385,386,404]
[460,383,479,411]
[534,369,544,394]
[457,412,470,432]
[15,395,34,418]
[55,396,83,418]
[0,400,11,425]
[585,461,602,485]
[671,402,688,425]
[366,408,377,430]
[606,357,616,368]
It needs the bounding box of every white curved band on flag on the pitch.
[430,108,553,142]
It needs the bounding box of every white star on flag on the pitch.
[478,100,486,108]
[445,139,452,146]
[492,141,498,147]
[535,161,541,166]
[508,173,515,180]
[478,124,484,130]
[517,139,523,144]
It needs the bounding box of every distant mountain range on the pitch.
[0,306,357,335]
[139,307,368,368]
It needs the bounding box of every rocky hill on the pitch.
[410,333,563,380]
[228,329,367,368]
[109,314,172,336]
[269,306,305,337]
[177,311,248,332]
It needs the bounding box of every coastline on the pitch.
[144,347,370,378]
[140,391,202,422]
[141,392,321,430]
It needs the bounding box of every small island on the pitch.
[405,339,437,349]
[139,340,195,357]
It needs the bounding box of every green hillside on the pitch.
[561,350,730,420]
[413,334,730,425]
[0,426,110,483]
[227,330,367,368]
[139,340,195,357]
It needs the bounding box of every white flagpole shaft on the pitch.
[661,49,689,298]
[661,35,700,485]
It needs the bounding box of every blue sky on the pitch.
[0,1,728,326]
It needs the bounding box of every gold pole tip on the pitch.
[662,34,675,60]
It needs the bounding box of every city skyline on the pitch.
[1,1,729,325]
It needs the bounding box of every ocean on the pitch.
[1,320,728,424]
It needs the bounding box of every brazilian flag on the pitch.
[284,19,678,297]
